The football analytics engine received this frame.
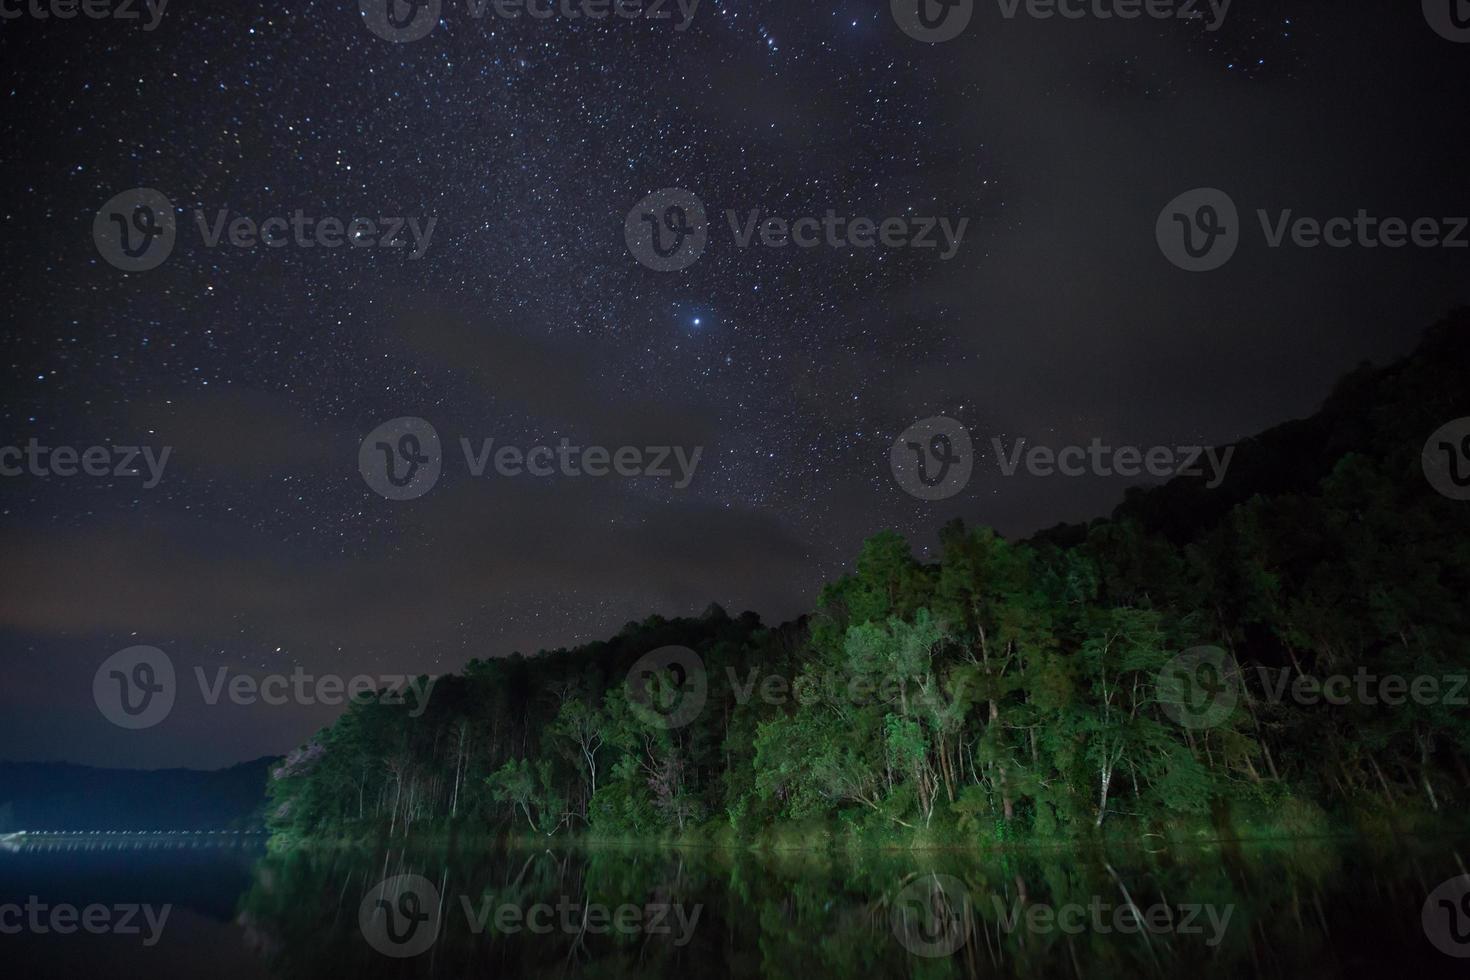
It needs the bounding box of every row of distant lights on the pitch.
[8,834,260,840]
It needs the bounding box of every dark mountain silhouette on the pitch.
[0,757,276,831]
[1033,307,1470,547]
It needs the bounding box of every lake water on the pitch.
[2,835,1469,977]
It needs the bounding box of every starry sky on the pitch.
[1,1,1467,769]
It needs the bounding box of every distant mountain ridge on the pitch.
[1033,307,1470,547]
[0,757,276,831]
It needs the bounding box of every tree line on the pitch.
[267,313,1470,846]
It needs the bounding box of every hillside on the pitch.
[258,311,1470,844]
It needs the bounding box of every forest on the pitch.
[265,313,1470,849]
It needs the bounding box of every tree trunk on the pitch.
[1096,763,1113,828]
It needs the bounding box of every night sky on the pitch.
[1,1,1467,769]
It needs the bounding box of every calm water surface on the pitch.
[2,834,1468,978]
